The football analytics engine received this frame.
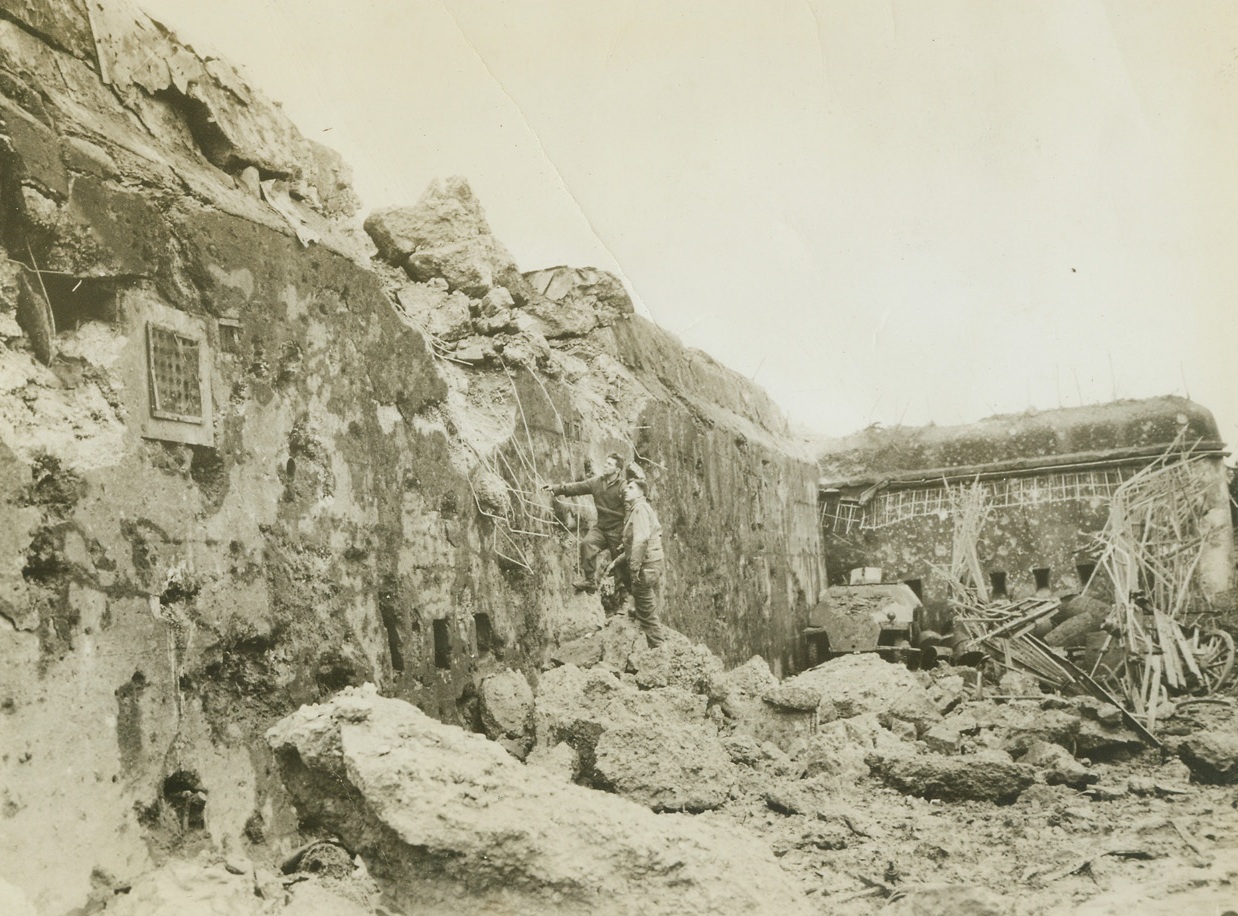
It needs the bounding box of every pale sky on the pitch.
[139,0,1238,452]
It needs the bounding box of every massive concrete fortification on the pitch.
[0,2,820,909]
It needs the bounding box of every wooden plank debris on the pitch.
[942,433,1231,741]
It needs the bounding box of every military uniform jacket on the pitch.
[623,497,664,570]
[552,473,626,534]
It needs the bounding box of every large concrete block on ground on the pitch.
[593,720,737,812]
[793,712,908,785]
[533,664,707,773]
[479,668,534,758]
[1178,724,1238,784]
[871,749,1035,803]
[632,639,724,694]
[267,685,811,915]
[783,654,941,735]
[549,616,649,672]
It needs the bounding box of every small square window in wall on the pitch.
[147,324,204,423]
[127,293,213,447]
[217,317,242,355]
[989,571,1008,599]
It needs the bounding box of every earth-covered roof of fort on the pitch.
[816,396,1223,486]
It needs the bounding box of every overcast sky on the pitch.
[139,0,1238,452]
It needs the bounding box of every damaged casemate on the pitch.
[2,1,1238,914]
[813,398,1235,742]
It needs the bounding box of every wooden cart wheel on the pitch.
[1192,628,1235,696]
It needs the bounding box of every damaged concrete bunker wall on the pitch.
[0,2,821,911]
[816,397,1234,620]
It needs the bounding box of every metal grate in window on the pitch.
[147,323,203,423]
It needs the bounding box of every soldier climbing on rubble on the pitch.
[543,452,630,593]
[609,475,667,648]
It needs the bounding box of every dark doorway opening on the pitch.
[433,618,451,670]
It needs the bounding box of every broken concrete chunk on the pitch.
[718,655,780,699]
[784,653,941,736]
[364,177,534,303]
[998,670,1043,696]
[1084,781,1129,801]
[525,741,579,783]
[524,265,636,324]
[712,655,815,750]
[599,615,647,672]
[478,668,534,745]
[405,243,494,297]
[797,727,872,784]
[872,749,1035,803]
[632,639,724,694]
[477,285,514,318]
[721,733,767,768]
[1072,715,1143,758]
[1178,723,1238,784]
[451,336,496,365]
[549,630,604,669]
[961,700,1081,756]
[533,663,710,779]
[520,292,600,339]
[592,720,737,812]
[763,783,812,816]
[924,712,978,754]
[304,138,361,218]
[926,670,968,713]
[395,283,474,343]
[473,307,518,336]
[267,686,809,914]
[1020,739,1098,788]
[491,328,551,370]
[762,683,823,711]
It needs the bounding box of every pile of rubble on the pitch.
[365,177,635,374]
[55,617,1238,915]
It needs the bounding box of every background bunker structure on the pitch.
[815,397,1234,627]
